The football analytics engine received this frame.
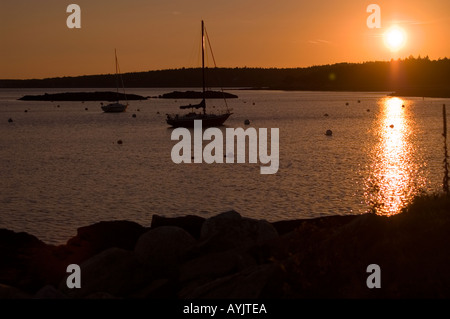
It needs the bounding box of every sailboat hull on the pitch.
[166,112,232,128]
[102,49,128,113]
[102,102,128,113]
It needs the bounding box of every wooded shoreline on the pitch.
[3,57,450,98]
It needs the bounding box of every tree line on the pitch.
[1,56,449,97]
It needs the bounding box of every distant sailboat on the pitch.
[166,20,232,128]
[102,49,128,113]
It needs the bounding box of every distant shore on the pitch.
[389,87,450,99]
[2,57,450,99]
[158,90,238,99]
[18,91,147,102]
[17,90,239,102]
[14,87,450,101]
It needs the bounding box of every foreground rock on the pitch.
[0,220,147,295]
[1,202,450,299]
[135,226,196,269]
[59,248,151,298]
[198,211,278,254]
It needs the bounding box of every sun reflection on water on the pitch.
[365,97,425,216]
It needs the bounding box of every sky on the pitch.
[1,0,449,79]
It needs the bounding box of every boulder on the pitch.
[61,220,147,262]
[0,284,31,299]
[127,278,177,299]
[134,226,196,270]
[151,214,205,239]
[33,284,67,299]
[58,247,151,298]
[199,211,279,253]
[85,292,119,299]
[179,264,279,299]
[0,229,66,293]
[179,249,256,284]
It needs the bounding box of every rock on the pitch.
[325,129,333,136]
[150,214,205,239]
[0,229,65,293]
[0,284,31,299]
[33,284,67,299]
[128,278,177,299]
[59,248,150,298]
[272,214,359,236]
[180,264,278,299]
[199,211,278,253]
[85,292,119,299]
[179,249,256,285]
[134,226,196,269]
[64,220,147,261]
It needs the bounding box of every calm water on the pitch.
[0,88,448,244]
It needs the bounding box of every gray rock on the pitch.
[134,226,196,268]
[127,278,175,299]
[85,291,118,299]
[0,284,31,299]
[179,264,278,299]
[180,249,256,284]
[199,211,278,252]
[151,214,205,239]
[58,247,151,298]
[33,284,67,299]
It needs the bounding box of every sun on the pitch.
[383,26,407,52]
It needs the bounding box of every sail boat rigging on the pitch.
[102,49,128,113]
[166,20,232,128]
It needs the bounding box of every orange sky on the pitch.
[1,0,449,79]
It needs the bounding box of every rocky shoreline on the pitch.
[1,206,450,299]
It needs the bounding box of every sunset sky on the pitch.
[1,0,449,79]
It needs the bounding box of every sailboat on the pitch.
[102,49,128,113]
[166,20,232,128]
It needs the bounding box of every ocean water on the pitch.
[0,88,448,244]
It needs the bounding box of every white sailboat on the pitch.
[102,49,128,113]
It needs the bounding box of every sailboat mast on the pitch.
[114,49,119,102]
[201,20,206,115]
